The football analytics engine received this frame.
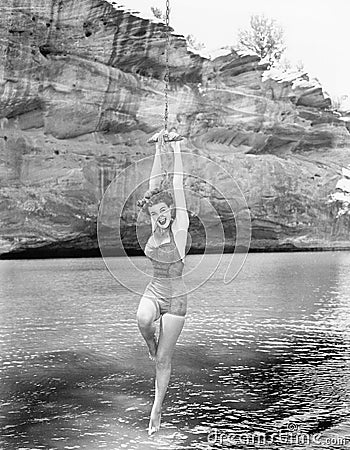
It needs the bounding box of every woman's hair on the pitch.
[137,186,173,215]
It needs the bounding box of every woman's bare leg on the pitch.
[137,296,159,359]
[148,313,185,435]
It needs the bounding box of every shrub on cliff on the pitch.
[236,14,286,66]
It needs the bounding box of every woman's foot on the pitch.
[148,407,162,436]
[147,333,158,361]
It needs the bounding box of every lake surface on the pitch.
[1,252,350,449]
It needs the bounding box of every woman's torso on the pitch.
[144,227,184,279]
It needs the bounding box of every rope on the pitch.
[164,0,170,133]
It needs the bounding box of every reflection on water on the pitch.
[1,253,350,449]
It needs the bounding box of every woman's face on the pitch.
[148,202,173,230]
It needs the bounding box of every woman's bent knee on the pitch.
[137,296,159,326]
[137,314,152,329]
[136,308,155,328]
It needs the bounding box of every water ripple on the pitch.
[1,253,350,448]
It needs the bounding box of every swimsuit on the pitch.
[143,228,187,318]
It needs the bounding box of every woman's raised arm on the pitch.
[149,139,163,191]
[171,140,189,231]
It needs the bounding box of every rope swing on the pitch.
[148,0,183,145]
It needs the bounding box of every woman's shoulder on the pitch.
[144,234,156,259]
[145,234,156,249]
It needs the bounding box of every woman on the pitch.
[136,130,189,436]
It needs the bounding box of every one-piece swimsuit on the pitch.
[143,227,187,318]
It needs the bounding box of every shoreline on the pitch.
[1,245,350,260]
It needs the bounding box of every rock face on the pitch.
[1,0,350,257]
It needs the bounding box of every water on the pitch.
[1,252,350,449]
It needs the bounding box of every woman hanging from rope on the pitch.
[136,129,189,435]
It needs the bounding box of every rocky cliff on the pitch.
[1,0,350,258]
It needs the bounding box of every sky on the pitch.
[107,0,350,102]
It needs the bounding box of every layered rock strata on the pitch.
[1,0,350,257]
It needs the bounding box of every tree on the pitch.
[236,14,286,65]
[295,60,305,72]
[186,34,205,52]
[150,6,165,21]
[332,95,349,112]
[277,56,305,73]
[151,7,205,53]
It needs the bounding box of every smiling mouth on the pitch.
[158,217,167,225]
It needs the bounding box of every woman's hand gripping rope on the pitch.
[148,130,183,151]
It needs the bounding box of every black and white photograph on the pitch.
[0,0,350,448]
